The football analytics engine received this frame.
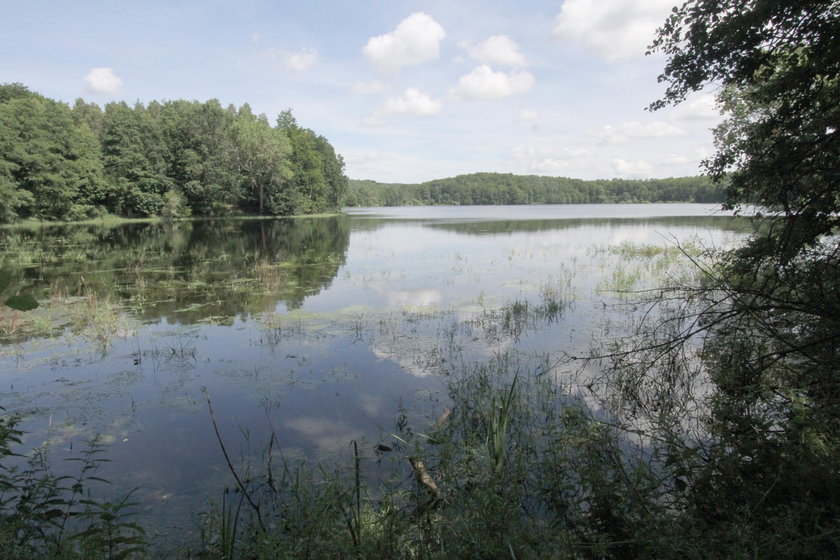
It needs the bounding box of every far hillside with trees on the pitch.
[346,173,725,206]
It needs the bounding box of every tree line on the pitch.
[0,83,348,222]
[346,173,725,207]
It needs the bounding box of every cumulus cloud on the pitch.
[587,120,684,144]
[83,68,123,94]
[382,88,442,116]
[668,94,721,121]
[512,145,593,174]
[612,158,654,177]
[350,80,387,95]
[460,35,528,67]
[363,88,442,126]
[282,48,318,71]
[553,0,675,61]
[451,65,534,100]
[363,12,445,75]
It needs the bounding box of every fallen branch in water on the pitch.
[408,456,442,503]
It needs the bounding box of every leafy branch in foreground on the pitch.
[576,1,840,556]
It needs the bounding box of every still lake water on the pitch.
[0,204,748,540]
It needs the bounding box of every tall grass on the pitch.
[0,409,146,559]
[194,349,679,559]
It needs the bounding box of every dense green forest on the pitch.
[0,84,348,222]
[347,173,725,206]
[0,83,725,224]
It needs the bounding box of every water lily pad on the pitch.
[5,294,39,311]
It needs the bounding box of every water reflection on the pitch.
[0,204,748,545]
[425,215,752,236]
[1,216,351,331]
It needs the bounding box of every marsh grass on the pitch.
[194,348,676,559]
[0,284,136,351]
[592,241,711,298]
[469,279,573,343]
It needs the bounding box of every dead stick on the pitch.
[408,456,442,501]
[203,387,265,531]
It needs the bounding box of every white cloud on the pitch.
[587,120,684,144]
[350,80,387,95]
[382,88,442,116]
[343,150,390,165]
[283,48,318,71]
[256,46,318,71]
[612,158,654,177]
[663,154,689,165]
[363,88,442,126]
[664,147,711,167]
[460,35,528,67]
[553,0,675,61]
[451,65,535,100]
[83,68,123,94]
[668,94,721,121]
[363,12,445,75]
[512,145,593,174]
[518,109,538,122]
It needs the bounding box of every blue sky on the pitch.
[1,0,722,183]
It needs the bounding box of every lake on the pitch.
[0,204,748,544]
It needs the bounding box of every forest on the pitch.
[0,83,725,225]
[346,173,725,206]
[0,84,348,222]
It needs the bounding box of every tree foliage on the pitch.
[276,110,348,215]
[0,90,106,220]
[346,173,724,207]
[100,101,171,217]
[591,1,840,556]
[651,0,840,258]
[0,85,347,222]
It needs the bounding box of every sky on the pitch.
[0,0,723,183]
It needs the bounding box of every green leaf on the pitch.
[86,476,113,484]
[4,294,38,311]
[113,546,147,560]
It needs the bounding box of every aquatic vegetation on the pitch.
[193,349,676,559]
[0,206,747,556]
